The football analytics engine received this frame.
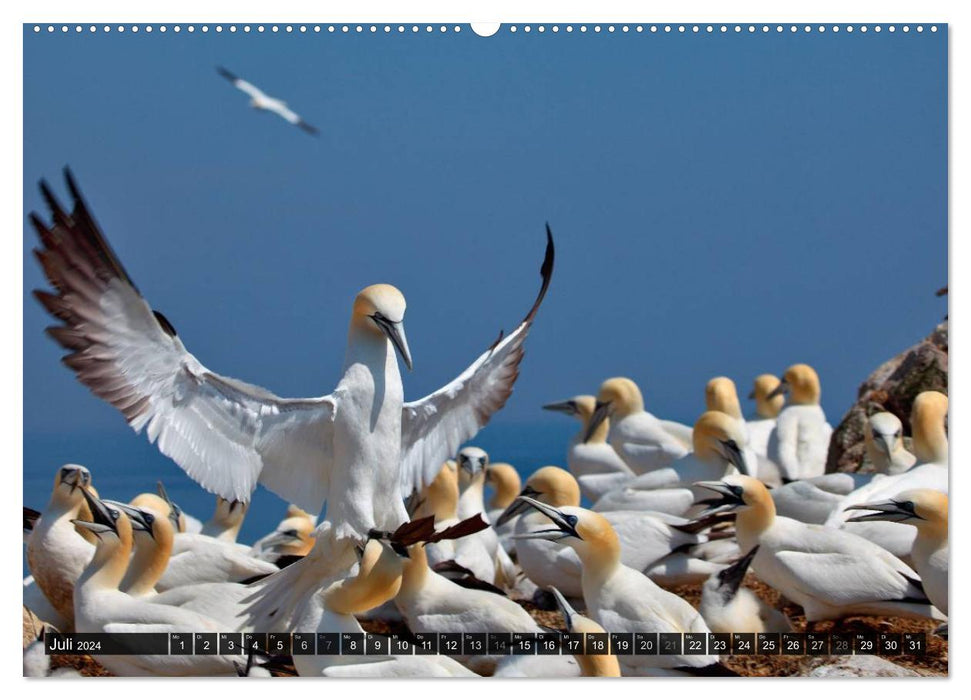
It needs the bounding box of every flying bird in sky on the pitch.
[216,66,319,136]
[30,170,554,541]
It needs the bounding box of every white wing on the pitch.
[398,228,554,496]
[216,66,269,102]
[31,171,336,512]
[264,102,320,135]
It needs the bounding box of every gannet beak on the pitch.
[845,499,921,523]
[74,486,119,538]
[693,481,746,516]
[373,313,413,370]
[106,501,154,539]
[495,486,540,526]
[549,586,576,630]
[720,439,750,476]
[60,466,86,494]
[542,400,578,416]
[583,400,611,443]
[156,481,183,530]
[875,433,894,456]
[716,545,759,597]
[261,530,299,551]
[767,378,789,399]
[511,495,581,541]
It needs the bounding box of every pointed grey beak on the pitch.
[106,501,155,538]
[510,495,581,541]
[583,400,611,443]
[373,314,413,370]
[260,530,299,550]
[75,486,119,538]
[156,481,184,531]
[767,379,789,400]
[549,586,577,631]
[693,481,746,516]
[720,440,750,476]
[716,545,759,597]
[873,433,895,456]
[845,499,920,523]
[496,486,541,526]
[543,400,578,416]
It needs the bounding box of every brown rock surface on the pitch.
[826,320,948,474]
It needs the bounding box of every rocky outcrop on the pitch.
[826,320,948,474]
[806,655,922,678]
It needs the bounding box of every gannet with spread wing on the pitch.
[31,170,554,541]
[217,66,320,135]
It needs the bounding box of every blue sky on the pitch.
[23,26,946,454]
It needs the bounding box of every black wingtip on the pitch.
[521,223,555,326]
[216,65,238,82]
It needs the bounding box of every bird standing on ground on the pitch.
[698,545,791,634]
[30,172,553,543]
[765,364,833,481]
[216,66,320,135]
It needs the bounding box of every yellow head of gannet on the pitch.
[911,391,948,464]
[846,489,948,533]
[495,465,580,526]
[768,364,822,405]
[692,411,750,474]
[705,377,743,420]
[114,501,175,595]
[350,283,412,370]
[584,377,644,442]
[750,374,785,418]
[549,586,621,677]
[511,498,621,574]
[71,487,135,588]
[134,482,188,533]
[485,462,521,510]
[260,515,317,558]
[49,465,99,543]
[203,497,248,540]
[693,475,775,539]
[285,504,312,520]
[325,538,406,615]
[544,395,611,443]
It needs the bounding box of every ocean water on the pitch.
[23,419,584,574]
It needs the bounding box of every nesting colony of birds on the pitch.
[23,172,947,678]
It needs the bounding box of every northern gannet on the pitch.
[699,545,792,634]
[765,364,833,481]
[593,411,751,518]
[515,497,718,675]
[115,501,255,629]
[746,373,785,460]
[31,171,554,541]
[485,461,521,547]
[695,476,943,622]
[705,377,761,480]
[72,488,243,675]
[453,447,503,582]
[865,411,917,475]
[499,466,717,594]
[543,395,634,502]
[249,508,316,565]
[825,392,948,561]
[846,489,948,616]
[216,66,320,135]
[25,465,95,626]
[586,378,689,474]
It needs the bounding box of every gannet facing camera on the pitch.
[865,412,917,475]
[453,447,504,583]
[587,378,689,474]
[694,476,944,623]
[200,497,248,543]
[543,395,634,502]
[26,464,96,626]
[699,546,792,634]
[846,489,948,615]
[32,172,554,542]
[765,364,833,481]
[515,497,719,675]
[71,488,243,675]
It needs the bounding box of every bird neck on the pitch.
[457,473,486,519]
[913,410,948,464]
[577,533,622,586]
[583,415,610,444]
[343,318,399,379]
[864,436,891,475]
[121,523,175,596]
[707,387,743,420]
[398,545,429,598]
[77,534,132,593]
[488,474,520,510]
[914,516,948,552]
[755,395,783,419]
[577,651,622,677]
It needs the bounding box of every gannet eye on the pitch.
[725,440,739,451]
[894,500,917,514]
[143,512,155,525]
[108,508,119,521]
[564,514,579,528]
